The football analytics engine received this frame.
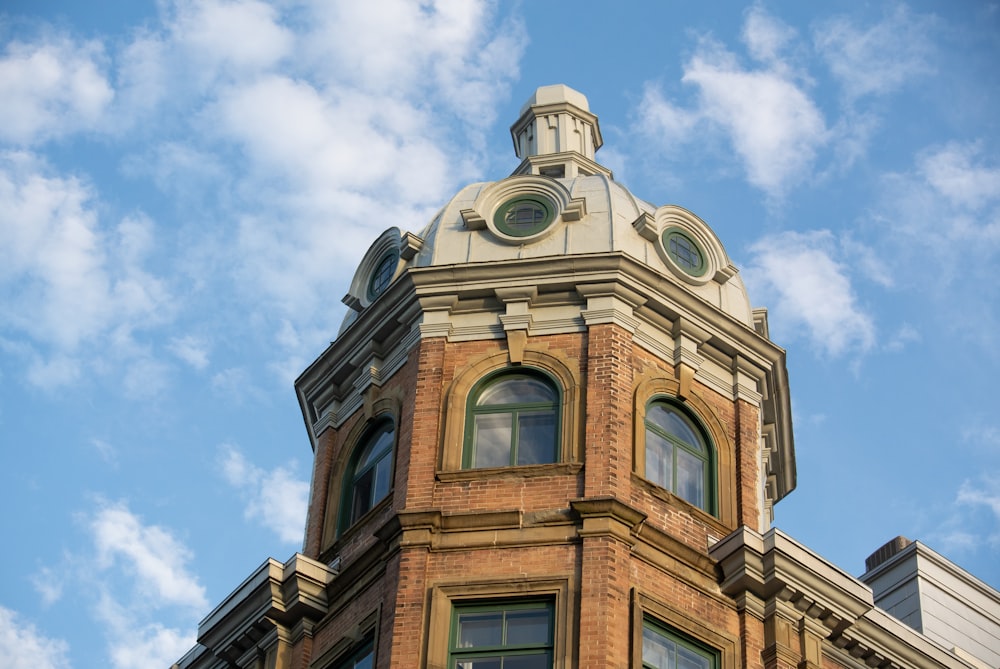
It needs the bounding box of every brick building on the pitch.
[174,85,998,669]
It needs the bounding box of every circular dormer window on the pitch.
[367,250,399,300]
[494,196,555,238]
[662,228,706,277]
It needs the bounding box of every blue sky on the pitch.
[1,1,998,667]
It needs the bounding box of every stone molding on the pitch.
[187,554,335,669]
[709,527,980,669]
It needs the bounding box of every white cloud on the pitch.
[919,142,1000,214]
[30,566,65,606]
[742,4,798,65]
[962,424,1000,451]
[683,47,826,198]
[743,230,875,357]
[884,323,920,353]
[168,0,293,74]
[89,500,207,610]
[0,154,175,386]
[94,590,195,669]
[814,5,935,101]
[636,9,826,200]
[870,142,1000,347]
[935,474,1000,555]
[168,335,210,370]
[0,606,72,669]
[219,444,308,544]
[957,476,1000,519]
[0,34,113,144]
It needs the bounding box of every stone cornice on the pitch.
[193,554,335,668]
[709,527,979,669]
[296,252,794,500]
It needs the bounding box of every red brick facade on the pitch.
[294,328,770,668]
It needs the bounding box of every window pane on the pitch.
[642,626,675,669]
[645,428,673,489]
[358,427,394,467]
[372,454,391,502]
[353,649,374,669]
[669,233,702,273]
[477,377,555,406]
[646,405,700,449]
[516,412,556,465]
[455,659,501,669]
[504,653,551,669]
[505,610,551,645]
[676,449,704,509]
[458,612,503,648]
[351,468,374,522]
[677,645,711,669]
[474,414,513,467]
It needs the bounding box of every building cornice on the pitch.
[295,251,795,503]
[709,527,979,669]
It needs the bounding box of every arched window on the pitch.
[644,400,714,513]
[464,370,560,468]
[340,420,395,531]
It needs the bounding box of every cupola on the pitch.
[509,84,610,179]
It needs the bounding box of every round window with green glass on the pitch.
[493,196,555,238]
[367,250,398,300]
[662,228,707,277]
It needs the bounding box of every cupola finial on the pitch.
[509,84,610,179]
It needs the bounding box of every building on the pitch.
[861,536,1000,668]
[174,85,998,669]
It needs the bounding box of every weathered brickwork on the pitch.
[297,324,773,669]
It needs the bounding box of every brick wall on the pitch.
[304,325,768,668]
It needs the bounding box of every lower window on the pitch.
[642,619,718,669]
[331,639,373,669]
[450,600,553,668]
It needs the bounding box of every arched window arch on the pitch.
[644,399,715,514]
[339,419,395,533]
[463,369,561,469]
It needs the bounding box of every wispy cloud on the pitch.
[167,334,210,370]
[83,500,202,668]
[0,152,175,389]
[218,444,308,545]
[871,142,1000,348]
[31,500,203,668]
[0,0,527,390]
[933,474,1000,558]
[635,4,941,201]
[743,230,875,357]
[89,499,207,610]
[0,606,71,669]
[814,4,936,102]
[94,590,196,669]
[636,6,827,200]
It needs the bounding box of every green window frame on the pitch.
[449,600,554,669]
[644,399,715,514]
[463,370,560,469]
[662,228,706,277]
[642,619,718,669]
[494,196,555,238]
[339,419,395,533]
[368,250,399,300]
[331,639,374,669]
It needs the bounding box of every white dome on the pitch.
[341,85,753,329]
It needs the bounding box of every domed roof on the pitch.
[341,85,752,330]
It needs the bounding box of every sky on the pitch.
[1,1,998,667]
